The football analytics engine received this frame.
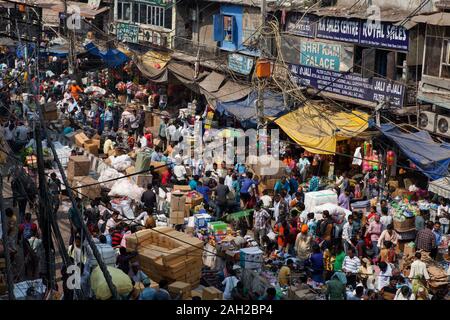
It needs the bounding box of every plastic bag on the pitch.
[111,154,132,172]
[108,179,145,201]
[98,168,124,189]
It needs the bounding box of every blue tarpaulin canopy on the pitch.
[380,124,450,180]
[215,90,289,128]
[84,42,129,68]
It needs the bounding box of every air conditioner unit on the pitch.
[436,114,450,137]
[417,111,436,132]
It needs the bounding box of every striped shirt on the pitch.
[342,256,361,274]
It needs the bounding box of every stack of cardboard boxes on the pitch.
[126,227,204,288]
[67,155,101,199]
[74,132,101,156]
[125,166,153,188]
[170,193,187,225]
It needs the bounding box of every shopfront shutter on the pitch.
[213,14,224,42]
[232,15,239,46]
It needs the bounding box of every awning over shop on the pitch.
[135,50,170,83]
[428,177,450,198]
[199,72,252,104]
[84,42,129,68]
[199,72,225,93]
[167,61,209,93]
[216,90,289,128]
[418,91,450,110]
[275,105,369,155]
[380,124,450,180]
[412,12,450,26]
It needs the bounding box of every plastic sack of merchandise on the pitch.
[108,179,145,201]
[90,266,133,300]
[313,203,352,222]
[110,154,133,172]
[111,197,135,221]
[98,167,124,189]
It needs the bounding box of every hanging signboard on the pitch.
[300,41,341,71]
[116,22,139,44]
[228,53,254,75]
[289,63,405,107]
[286,13,317,38]
[311,16,409,51]
[360,21,409,51]
[317,17,360,43]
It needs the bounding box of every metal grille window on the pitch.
[117,1,131,21]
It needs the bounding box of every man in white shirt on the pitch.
[342,215,354,253]
[342,248,361,288]
[224,169,233,190]
[297,154,310,182]
[409,252,430,282]
[260,190,272,209]
[105,212,119,235]
[173,163,187,184]
[376,262,392,292]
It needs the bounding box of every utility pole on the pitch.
[0,175,16,300]
[256,0,267,129]
[64,0,75,76]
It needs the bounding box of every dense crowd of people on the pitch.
[1,56,449,301]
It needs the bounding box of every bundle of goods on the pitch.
[391,200,417,232]
[208,221,228,243]
[115,81,126,93]
[126,227,204,288]
[67,155,91,180]
[240,247,263,270]
[108,179,145,201]
[400,250,448,290]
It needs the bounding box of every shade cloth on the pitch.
[275,104,369,154]
[135,50,170,83]
[428,177,450,199]
[380,123,450,180]
[216,90,289,128]
[84,42,129,68]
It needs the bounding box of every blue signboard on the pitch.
[286,13,317,38]
[289,63,405,107]
[227,53,254,75]
[300,41,341,71]
[360,21,409,51]
[317,17,360,43]
[313,16,408,51]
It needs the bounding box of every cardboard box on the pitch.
[170,215,185,225]
[171,194,186,212]
[403,244,415,257]
[83,140,99,156]
[186,194,203,208]
[43,102,58,121]
[173,185,191,193]
[202,287,223,300]
[67,156,90,179]
[136,175,153,188]
[126,166,136,176]
[91,139,101,149]
[168,281,191,299]
[191,288,203,298]
[75,132,89,147]
[240,247,263,269]
[72,176,101,200]
[151,161,167,175]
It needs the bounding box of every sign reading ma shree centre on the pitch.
[300,41,341,71]
[312,16,409,51]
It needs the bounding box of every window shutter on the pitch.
[362,48,375,78]
[232,15,239,46]
[213,14,224,42]
[386,51,396,80]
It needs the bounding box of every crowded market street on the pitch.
[0,0,449,302]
